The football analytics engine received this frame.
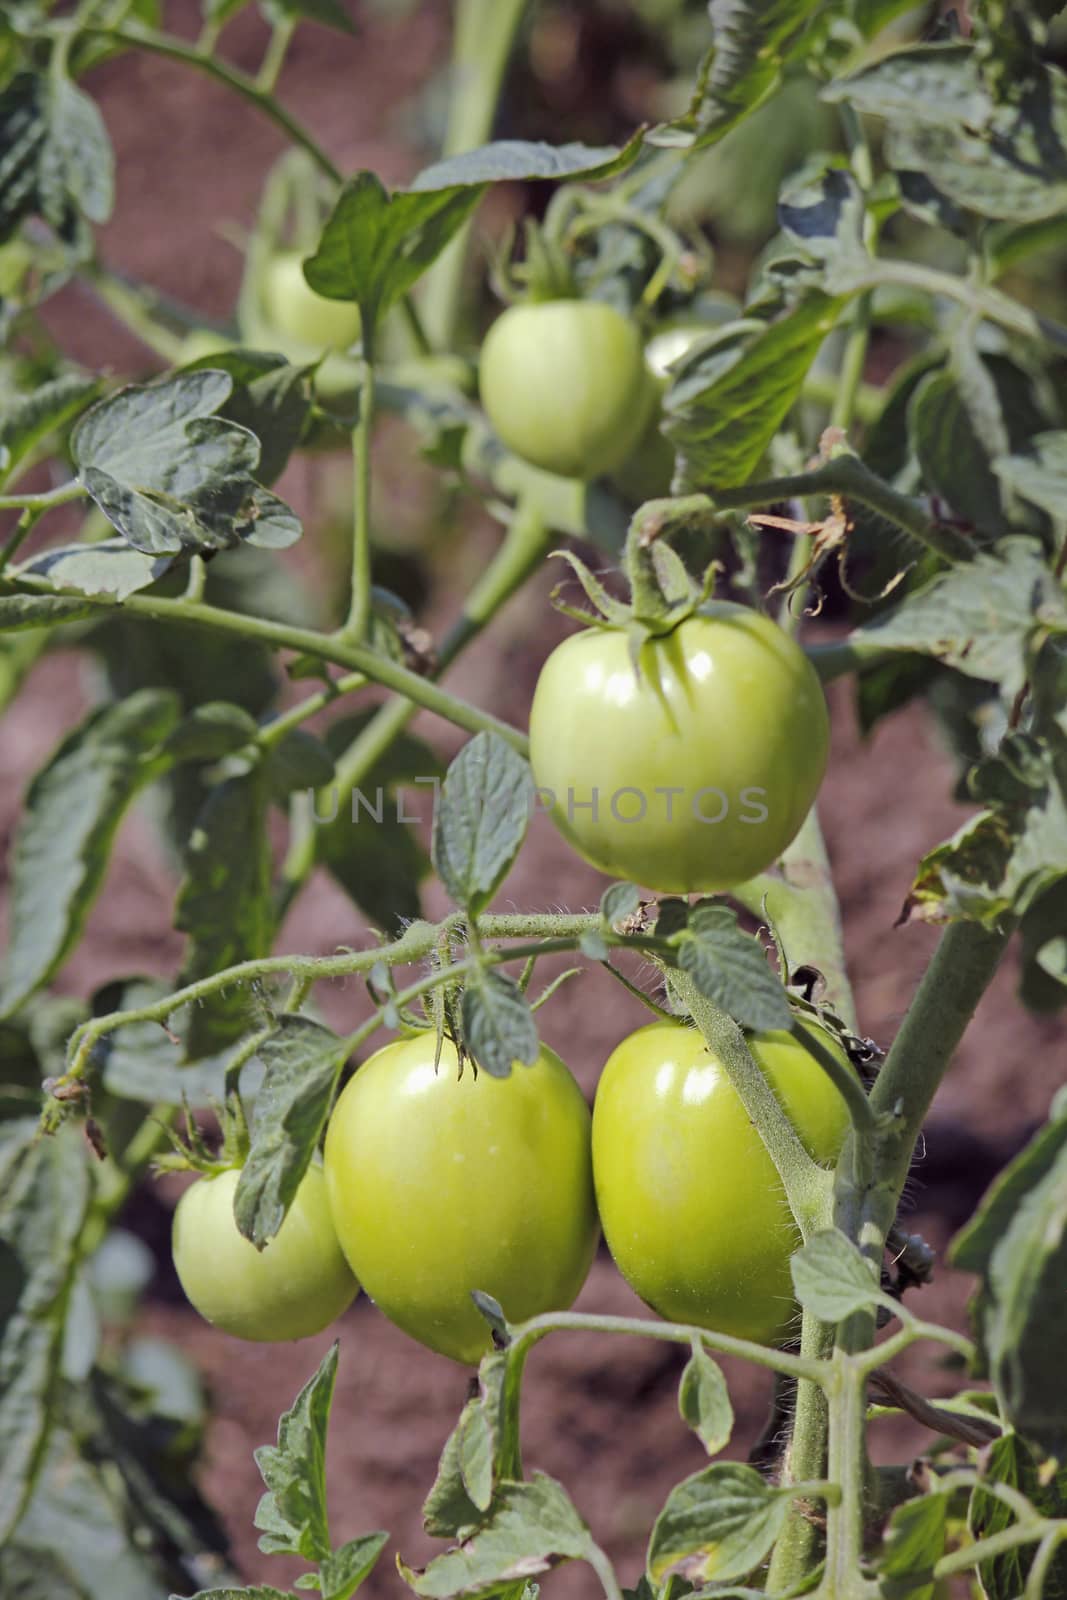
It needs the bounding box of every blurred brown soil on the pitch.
[1,4,1064,1595]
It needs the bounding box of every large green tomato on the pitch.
[171,1163,358,1341]
[529,603,829,893]
[479,299,656,480]
[592,1021,852,1345]
[261,250,362,351]
[323,1035,599,1364]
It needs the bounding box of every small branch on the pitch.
[934,1522,1062,1581]
[78,23,342,184]
[507,1309,830,1385]
[256,16,295,94]
[710,456,972,564]
[9,574,529,752]
[0,483,85,512]
[867,1369,999,1446]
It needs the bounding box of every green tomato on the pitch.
[592,1021,852,1346]
[479,299,656,480]
[323,1034,599,1364]
[171,1163,358,1342]
[529,602,829,893]
[261,250,362,351]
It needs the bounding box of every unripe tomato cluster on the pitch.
[171,295,844,1361]
[173,1020,851,1359]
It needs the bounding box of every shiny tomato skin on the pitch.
[261,250,362,351]
[323,1035,599,1364]
[592,1021,852,1346]
[528,603,829,893]
[171,1163,358,1342]
[479,300,655,481]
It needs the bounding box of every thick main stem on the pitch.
[421,0,529,347]
[343,347,376,642]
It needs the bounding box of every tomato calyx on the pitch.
[153,1090,250,1177]
[550,494,726,662]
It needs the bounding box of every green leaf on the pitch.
[777,161,868,278]
[826,47,1067,223]
[304,173,482,339]
[258,0,357,35]
[0,689,179,1015]
[646,1462,792,1587]
[459,1395,496,1515]
[600,881,641,928]
[790,1229,888,1322]
[848,538,1066,701]
[678,1343,734,1457]
[265,730,335,801]
[909,371,1006,537]
[19,539,174,599]
[39,71,114,226]
[877,1492,948,1600]
[995,430,1067,523]
[0,75,47,242]
[318,1533,390,1600]
[432,732,533,914]
[652,1,827,151]
[233,1017,348,1248]
[460,969,538,1080]
[410,135,642,191]
[424,1398,490,1542]
[824,44,982,128]
[950,1095,1067,1456]
[254,1343,338,1563]
[903,732,1067,928]
[664,294,845,490]
[71,373,301,557]
[673,903,791,1033]
[0,592,93,628]
[0,1122,91,1542]
[0,374,98,478]
[399,1474,592,1597]
[967,1433,1067,1600]
[174,770,275,1058]
[179,349,313,486]
[164,701,260,763]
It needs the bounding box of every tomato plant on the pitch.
[592,1021,852,1346]
[172,1162,358,1343]
[2,2,1067,1599]
[530,602,830,892]
[479,299,656,480]
[323,1034,599,1364]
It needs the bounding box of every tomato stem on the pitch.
[342,342,377,644]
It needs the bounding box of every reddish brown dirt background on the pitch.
[2,3,1065,1595]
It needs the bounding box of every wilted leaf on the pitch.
[647,1463,792,1587]
[400,1474,591,1597]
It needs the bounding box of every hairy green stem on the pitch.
[823,1355,869,1599]
[681,980,832,1237]
[9,573,528,751]
[508,1309,829,1385]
